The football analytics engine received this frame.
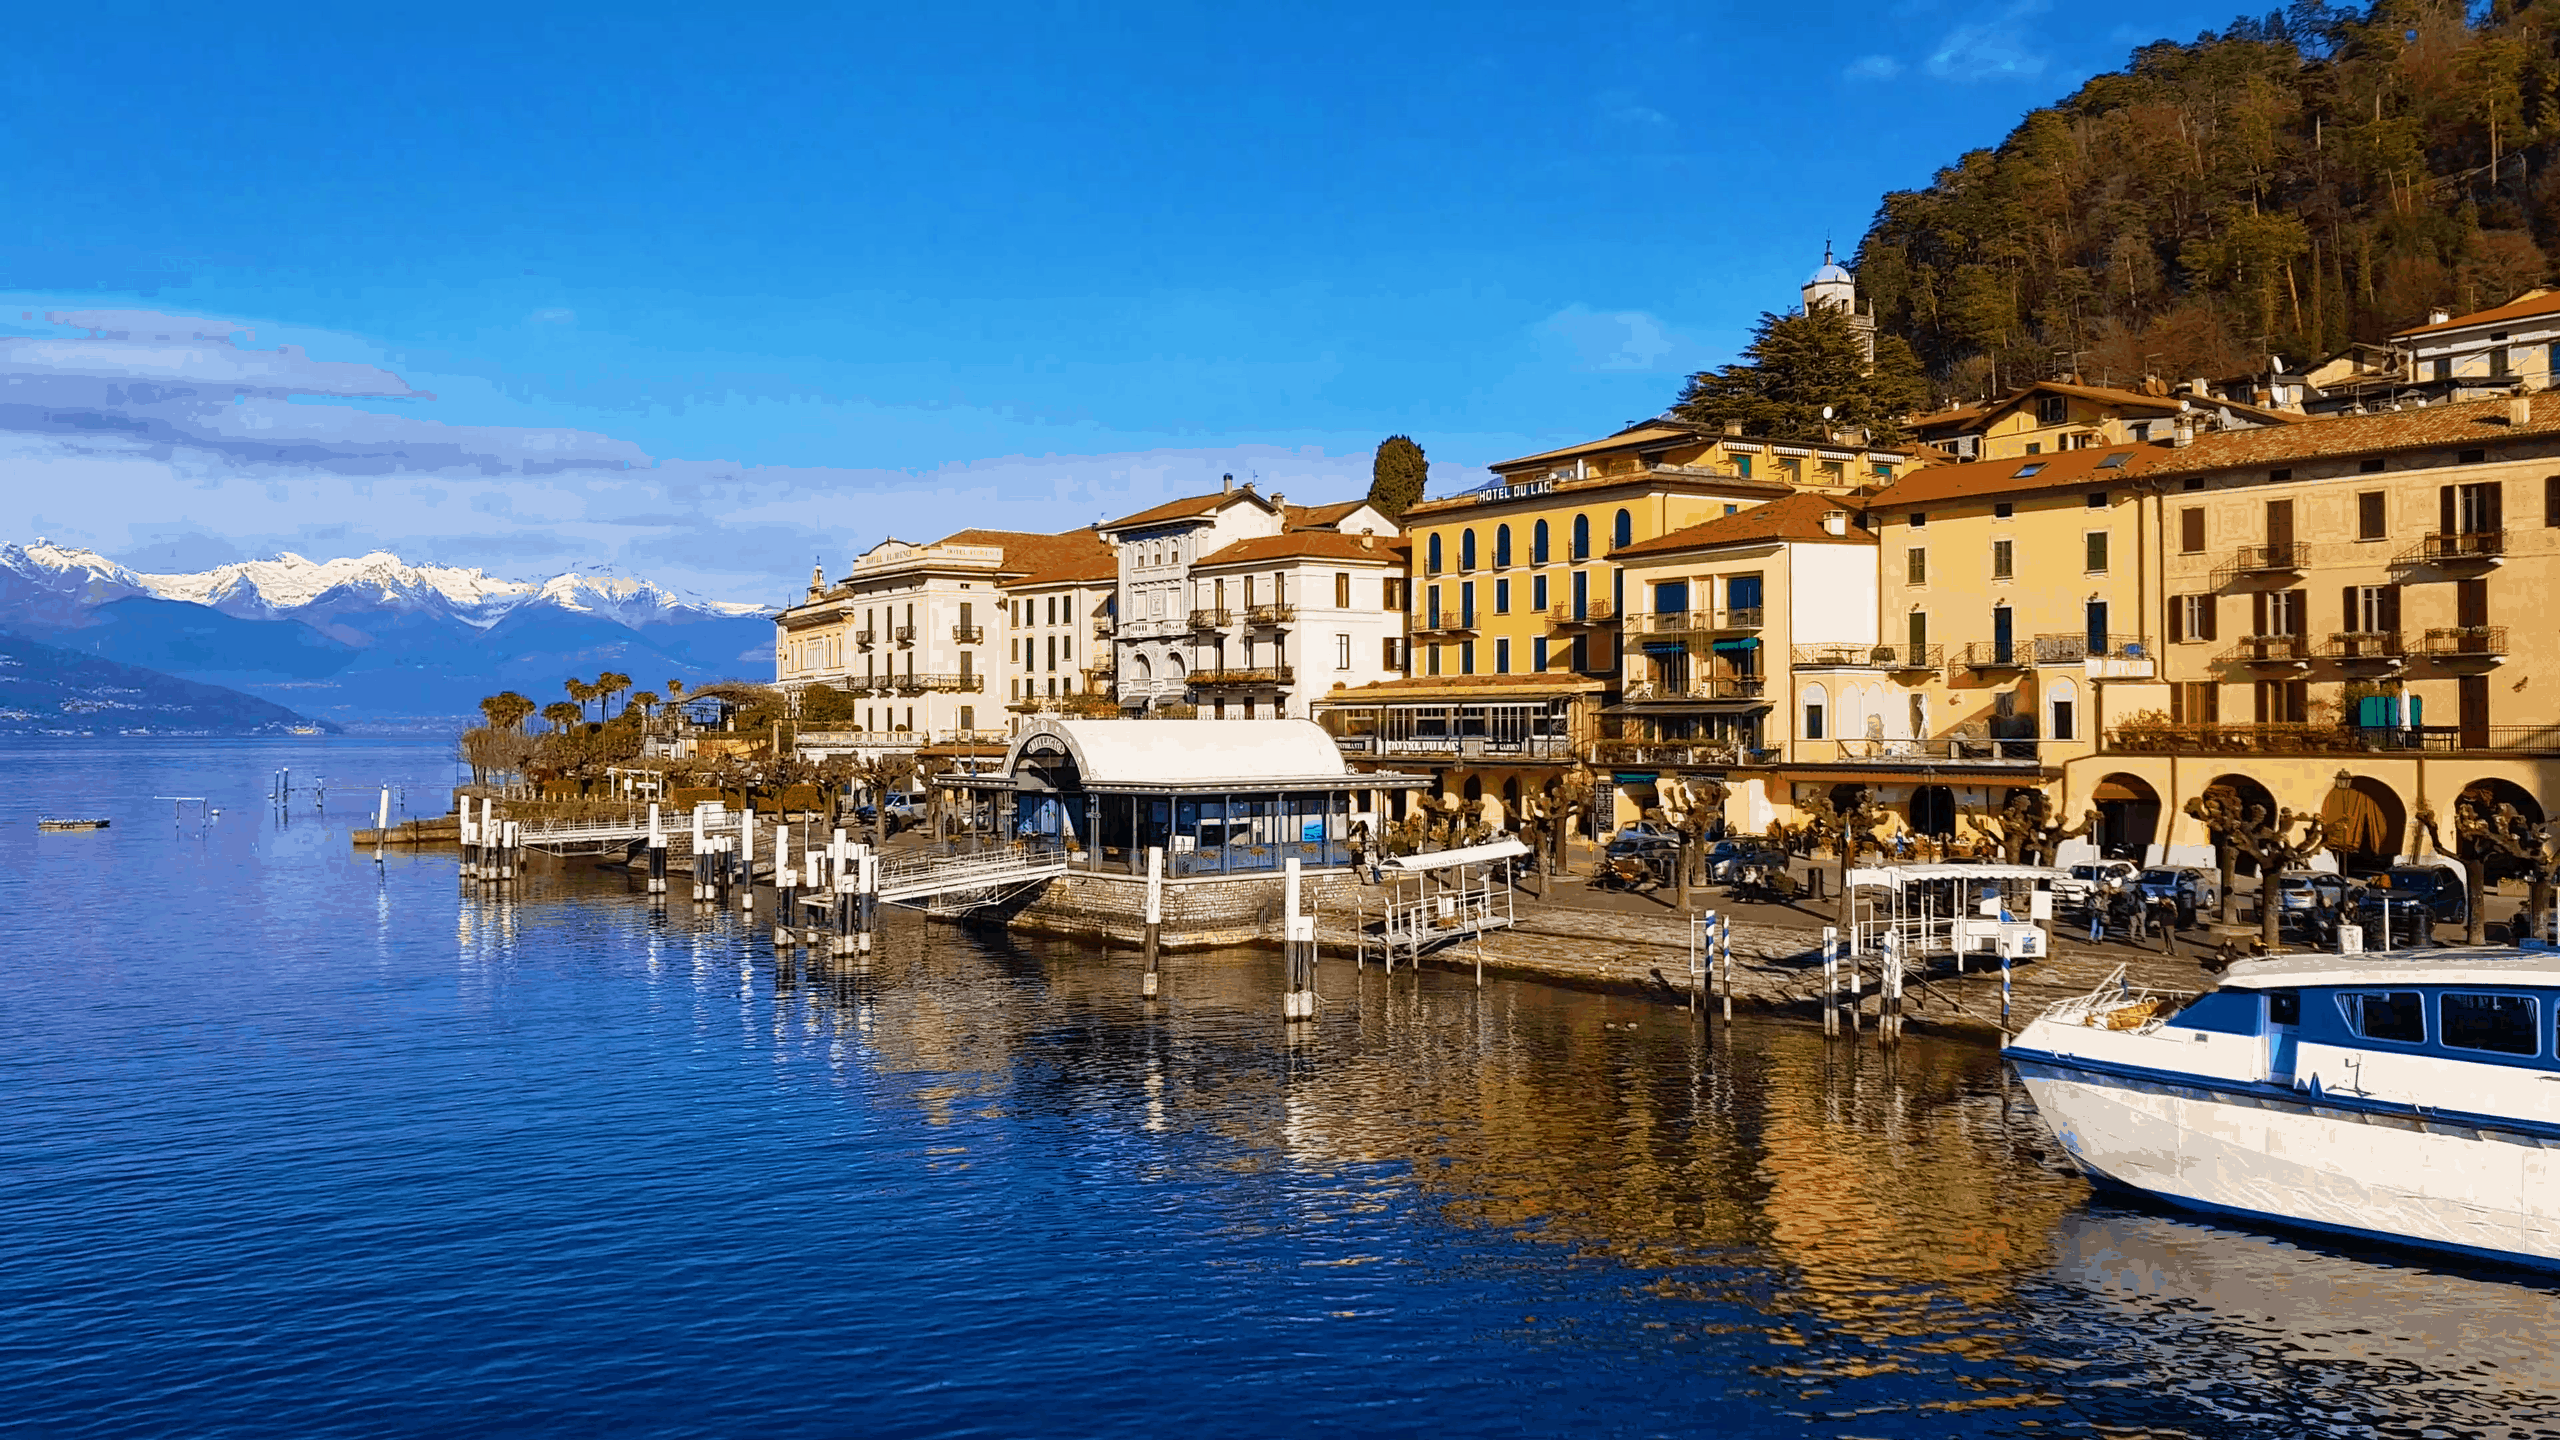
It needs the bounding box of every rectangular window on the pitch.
[2179,507,2205,553]
[1907,610,1928,653]
[2441,992,2539,1055]
[1383,578,1403,610]
[1531,574,1548,613]
[2170,682,2220,723]
[1460,640,1475,675]
[1334,634,1351,669]
[1906,547,1927,585]
[1427,644,1442,676]
[2087,491,2109,508]
[1532,636,1549,671]
[2547,476,2560,527]
[2338,990,2427,1044]
[1460,581,1475,627]
[2359,491,2388,540]
[1734,455,1752,479]
[1804,701,1826,739]
[1494,578,1510,614]
[1571,634,1589,672]
[1993,502,2012,519]
[1425,584,1442,628]
[1495,637,1511,674]
[1991,539,2014,579]
[1045,636,1057,670]
[2052,699,2075,741]
[1383,637,1402,671]
[2085,530,2110,573]
[1909,511,1928,528]
[1335,571,1351,608]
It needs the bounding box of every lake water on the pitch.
[7,736,2560,1438]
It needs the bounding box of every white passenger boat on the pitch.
[2006,949,2560,1269]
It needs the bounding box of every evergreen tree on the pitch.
[1670,307,1928,444]
[1368,435,1429,519]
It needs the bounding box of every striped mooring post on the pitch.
[1142,845,1164,998]
[647,803,667,895]
[1280,857,1317,1022]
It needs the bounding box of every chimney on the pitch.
[2173,415,2196,449]
[1359,531,1375,550]
[2512,393,2534,427]
[2429,307,2452,326]
[1822,510,1847,536]
[1271,491,1285,508]
[1722,420,1744,436]
[1221,473,1233,493]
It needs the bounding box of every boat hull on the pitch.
[2011,1055,2560,1270]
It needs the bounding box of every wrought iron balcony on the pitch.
[2420,625,2508,663]
[2210,541,2310,587]
[853,626,877,648]
[910,672,983,693]
[1093,617,1115,638]
[1620,676,1766,703]
[1792,642,1940,670]
[2217,634,2313,668]
[951,624,984,643]
[1957,641,2028,671]
[1830,736,2042,764]
[1244,603,1296,626]
[2393,529,2506,571]
[2102,720,2560,756]
[2321,630,2407,665]
[1187,607,1232,631]
[1411,611,1478,635]
[1331,733,1577,759]
[2031,633,2148,665]
[893,624,917,645]
[1546,601,1619,628]
[1632,607,1762,635]
[1189,665,1294,687]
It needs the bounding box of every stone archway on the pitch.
[2457,777,2543,886]
[2321,775,2407,874]
[2204,773,2279,877]
[1910,784,1957,838]
[2092,772,2161,861]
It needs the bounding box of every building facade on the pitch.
[1000,543,1118,722]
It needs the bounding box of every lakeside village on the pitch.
[424,258,2560,1038]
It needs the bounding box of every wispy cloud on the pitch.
[1534,304,1682,373]
[1922,0,2052,82]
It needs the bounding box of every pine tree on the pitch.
[1368,435,1429,519]
[1670,307,1925,444]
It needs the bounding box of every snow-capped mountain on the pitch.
[140,551,537,624]
[530,570,770,628]
[0,541,154,625]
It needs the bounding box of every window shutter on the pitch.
[2381,584,2401,633]
[2487,481,2505,531]
[2548,475,2560,527]
[2343,585,2358,631]
[2181,507,2204,552]
[2167,597,2184,644]
[2441,485,2457,536]
[2170,684,2186,723]
[2252,591,2268,634]
[2200,595,2217,642]
[2289,591,2307,637]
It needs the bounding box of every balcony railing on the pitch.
[2394,529,2506,570]
[1590,738,1751,768]
[853,627,877,647]
[893,624,917,645]
[2105,721,2560,756]
[2210,541,2310,586]
[1958,641,2028,670]
[2420,625,2509,660]
[1547,602,1619,627]
[1189,665,1294,687]
[1093,617,1115,638]
[1412,612,1478,635]
[2217,634,2312,666]
[1622,676,1767,702]
[951,624,985,643]
[1244,603,1296,626]
[1331,734,1577,760]
[2031,633,2148,665]
[1632,607,1764,635]
[910,672,983,693]
[1793,642,1941,670]
[1187,608,1232,631]
[1830,736,2043,764]
[2321,630,2407,663]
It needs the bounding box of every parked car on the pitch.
[2135,866,2220,925]
[1606,822,1681,860]
[2056,860,2140,908]
[2367,864,2468,926]
[2273,870,2350,914]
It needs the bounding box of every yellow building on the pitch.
[1314,419,1922,814]
[1911,379,2300,462]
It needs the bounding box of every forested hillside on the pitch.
[1858,0,2560,398]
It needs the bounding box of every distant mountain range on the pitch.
[0,629,338,735]
[0,542,776,728]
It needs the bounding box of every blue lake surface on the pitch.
[7,736,2560,1438]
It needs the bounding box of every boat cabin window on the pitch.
[2439,992,2540,1057]
[2164,991,2262,1035]
[2337,990,2427,1045]
[2267,990,2299,1026]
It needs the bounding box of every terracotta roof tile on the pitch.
[1283,499,1372,530]
[1099,488,1280,532]
[1609,492,1873,558]
[1196,532,1408,568]
[936,526,1113,580]
[1863,445,2158,509]
[2394,288,2560,338]
[2151,391,2560,474]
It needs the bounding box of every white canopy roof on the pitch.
[1381,838,1530,872]
[993,718,1426,792]
[1848,863,2067,891]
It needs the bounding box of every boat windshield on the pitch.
[2163,990,2262,1035]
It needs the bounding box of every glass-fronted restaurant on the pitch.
[947,718,1429,877]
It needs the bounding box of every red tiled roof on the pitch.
[2152,391,2560,474]
[1863,444,2157,509]
[938,526,1113,579]
[1283,499,1374,531]
[1099,488,1276,531]
[1609,492,1873,558]
[1196,532,1409,568]
[2393,288,2560,338]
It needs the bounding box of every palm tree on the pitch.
[665,678,688,729]
[478,691,538,733]
[564,676,594,720]
[542,701,583,734]
[631,690,660,723]
[596,670,632,720]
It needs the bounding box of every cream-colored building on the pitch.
[1185,528,1409,720]
[775,526,1108,744]
[1000,540,1119,721]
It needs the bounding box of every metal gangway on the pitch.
[875,840,1071,913]
[1361,837,1527,978]
[512,807,664,857]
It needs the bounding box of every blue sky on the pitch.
[6,0,2253,601]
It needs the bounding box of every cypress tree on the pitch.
[1368,435,1429,519]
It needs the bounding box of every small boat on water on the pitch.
[2007,947,2560,1269]
[36,817,111,832]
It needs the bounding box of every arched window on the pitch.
[1427,533,1443,574]
[1460,528,1477,571]
[1493,524,1511,568]
[1572,514,1591,560]
[1613,508,1632,550]
[1532,519,1550,564]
